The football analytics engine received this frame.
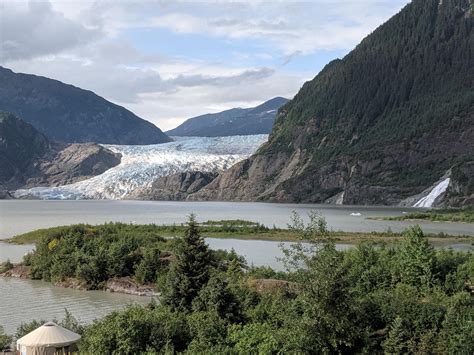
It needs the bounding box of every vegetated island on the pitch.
[369,206,474,223]
[6,219,473,246]
[1,214,473,354]
[1,216,473,295]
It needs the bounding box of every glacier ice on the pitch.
[413,177,450,208]
[14,135,268,200]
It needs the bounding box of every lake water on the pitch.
[0,200,472,335]
[1,200,473,239]
[0,278,152,334]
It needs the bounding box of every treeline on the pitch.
[383,205,474,223]
[266,0,474,197]
[8,214,472,353]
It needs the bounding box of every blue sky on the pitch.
[1,0,410,130]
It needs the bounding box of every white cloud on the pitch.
[0,0,102,61]
[0,0,409,131]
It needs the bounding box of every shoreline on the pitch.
[0,266,160,298]
[6,230,473,246]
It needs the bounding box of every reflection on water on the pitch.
[0,277,152,334]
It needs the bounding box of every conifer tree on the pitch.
[397,225,435,289]
[163,214,211,311]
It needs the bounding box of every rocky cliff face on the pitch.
[0,112,121,191]
[189,0,474,206]
[128,171,218,201]
[0,66,171,145]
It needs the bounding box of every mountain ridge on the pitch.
[0,66,171,145]
[166,97,288,137]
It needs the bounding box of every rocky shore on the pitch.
[0,265,159,297]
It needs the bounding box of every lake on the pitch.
[1,200,473,239]
[0,200,472,335]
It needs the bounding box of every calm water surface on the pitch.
[1,200,472,335]
[1,200,473,239]
[0,277,152,334]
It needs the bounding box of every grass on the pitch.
[7,220,473,246]
[371,206,474,223]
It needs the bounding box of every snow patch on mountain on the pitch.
[14,135,268,200]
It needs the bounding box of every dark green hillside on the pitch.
[269,0,473,153]
[196,0,474,205]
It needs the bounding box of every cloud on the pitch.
[0,0,410,131]
[145,1,409,55]
[0,0,102,62]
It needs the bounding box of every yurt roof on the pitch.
[16,322,81,347]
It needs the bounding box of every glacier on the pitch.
[14,135,268,200]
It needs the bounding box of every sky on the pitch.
[0,0,410,131]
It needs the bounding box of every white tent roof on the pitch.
[17,322,81,347]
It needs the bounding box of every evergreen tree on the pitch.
[382,316,408,354]
[192,272,242,322]
[163,214,211,311]
[397,225,435,289]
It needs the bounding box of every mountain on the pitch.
[191,0,474,206]
[0,66,171,145]
[166,97,288,137]
[0,112,121,193]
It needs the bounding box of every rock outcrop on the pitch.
[128,171,218,201]
[0,112,121,191]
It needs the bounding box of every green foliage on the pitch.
[435,292,474,354]
[0,259,13,273]
[382,206,474,222]
[134,247,165,284]
[192,273,243,322]
[0,326,12,350]
[397,226,435,289]
[186,311,228,353]
[17,213,474,354]
[382,316,409,354]
[80,304,190,354]
[24,223,168,289]
[263,0,474,200]
[163,214,212,311]
[227,322,280,354]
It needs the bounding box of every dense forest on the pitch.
[197,0,474,206]
[2,214,472,353]
[266,0,474,201]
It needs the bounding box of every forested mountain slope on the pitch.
[166,97,288,137]
[0,67,171,145]
[192,0,474,206]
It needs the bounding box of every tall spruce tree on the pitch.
[163,214,211,311]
